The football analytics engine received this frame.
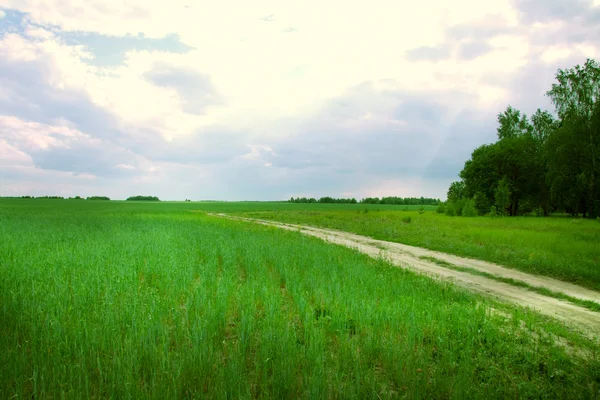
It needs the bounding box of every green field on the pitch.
[238,208,600,291]
[1,199,600,398]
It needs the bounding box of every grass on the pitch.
[418,256,600,313]
[236,208,600,291]
[1,199,600,398]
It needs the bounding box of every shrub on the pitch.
[487,205,499,217]
[462,199,477,217]
[445,202,456,216]
[402,216,412,223]
[418,205,425,214]
[454,198,466,216]
[494,177,511,216]
[473,192,491,215]
[436,203,446,213]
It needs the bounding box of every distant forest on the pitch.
[447,58,600,218]
[289,196,441,205]
[126,196,160,201]
[0,196,110,200]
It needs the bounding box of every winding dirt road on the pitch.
[210,213,600,341]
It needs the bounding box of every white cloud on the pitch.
[1,0,599,199]
[24,26,55,40]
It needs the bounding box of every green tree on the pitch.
[462,199,477,217]
[446,181,465,202]
[496,106,533,139]
[494,177,511,216]
[546,59,600,217]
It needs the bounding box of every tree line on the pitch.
[446,59,600,218]
[0,196,112,200]
[289,196,441,205]
[2,196,165,201]
[126,196,160,201]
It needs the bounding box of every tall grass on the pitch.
[241,209,600,290]
[0,200,599,398]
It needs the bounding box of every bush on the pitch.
[487,205,499,217]
[436,203,446,213]
[418,205,425,214]
[454,198,466,216]
[87,196,110,201]
[473,192,491,215]
[462,199,477,217]
[445,202,456,216]
[402,216,412,223]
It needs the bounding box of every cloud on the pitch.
[405,45,451,62]
[458,40,494,60]
[261,14,276,22]
[262,83,490,187]
[0,116,157,178]
[513,0,600,46]
[143,63,223,115]
[512,0,594,23]
[1,1,599,200]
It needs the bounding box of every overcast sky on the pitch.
[1,0,599,200]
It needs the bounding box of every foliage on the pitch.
[487,205,500,217]
[494,177,511,216]
[361,196,440,205]
[290,197,441,205]
[436,203,446,213]
[451,58,600,218]
[126,195,160,201]
[453,198,466,216]
[462,199,478,217]
[87,196,110,201]
[289,197,318,203]
[402,215,412,223]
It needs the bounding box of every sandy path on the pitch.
[210,213,600,341]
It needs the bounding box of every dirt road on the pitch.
[210,213,600,341]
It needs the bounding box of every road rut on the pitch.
[210,213,600,341]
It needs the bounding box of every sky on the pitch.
[0,0,599,201]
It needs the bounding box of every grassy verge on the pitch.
[0,201,599,398]
[418,256,600,313]
[236,209,600,291]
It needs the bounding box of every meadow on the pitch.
[1,199,600,398]
[239,207,600,291]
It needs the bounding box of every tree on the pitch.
[460,110,544,216]
[496,106,533,139]
[494,177,511,216]
[462,199,477,217]
[447,181,465,202]
[126,196,160,201]
[445,59,599,218]
[546,59,600,217]
[546,59,600,121]
[530,108,557,144]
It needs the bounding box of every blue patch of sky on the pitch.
[0,7,193,67]
[0,9,28,36]
[61,32,193,67]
